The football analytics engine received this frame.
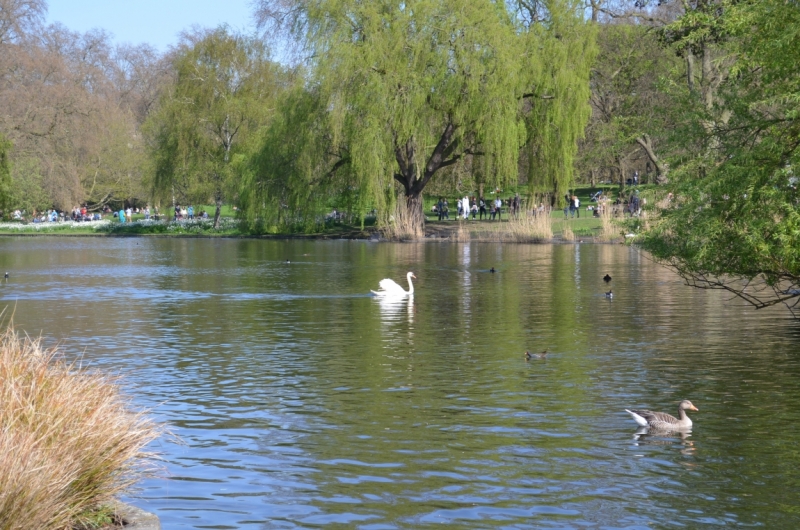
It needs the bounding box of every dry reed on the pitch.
[599,205,617,241]
[450,221,471,242]
[381,201,424,240]
[561,223,575,241]
[0,326,163,530]
[503,211,553,242]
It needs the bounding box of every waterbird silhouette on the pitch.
[525,350,547,360]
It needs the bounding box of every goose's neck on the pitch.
[407,274,414,294]
[678,408,689,421]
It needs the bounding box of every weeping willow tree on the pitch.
[514,1,596,206]
[146,27,281,228]
[246,0,595,235]
[239,78,336,231]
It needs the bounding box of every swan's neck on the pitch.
[407,274,414,294]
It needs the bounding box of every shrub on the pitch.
[0,326,162,530]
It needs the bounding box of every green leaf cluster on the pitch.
[640,0,800,306]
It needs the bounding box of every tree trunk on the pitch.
[404,193,425,239]
[213,191,222,229]
[589,0,600,22]
[391,123,459,238]
[636,134,668,184]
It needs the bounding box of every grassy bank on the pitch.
[1,184,650,240]
[0,213,621,241]
[0,325,163,530]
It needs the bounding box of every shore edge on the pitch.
[113,500,160,529]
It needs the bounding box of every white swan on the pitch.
[372,272,416,297]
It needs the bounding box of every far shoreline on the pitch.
[0,226,623,244]
[0,211,623,243]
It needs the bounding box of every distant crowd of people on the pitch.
[173,205,208,220]
[425,186,650,223]
[8,204,216,224]
[432,194,538,221]
[12,206,102,223]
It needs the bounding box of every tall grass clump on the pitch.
[381,202,424,240]
[599,205,617,241]
[560,223,575,241]
[0,326,162,530]
[504,212,553,242]
[450,220,471,242]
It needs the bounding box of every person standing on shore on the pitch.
[479,197,487,220]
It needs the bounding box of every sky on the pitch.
[46,0,257,51]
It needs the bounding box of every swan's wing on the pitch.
[377,278,406,294]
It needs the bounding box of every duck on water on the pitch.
[625,400,699,430]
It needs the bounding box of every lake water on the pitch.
[2,236,800,529]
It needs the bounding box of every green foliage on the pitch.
[0,134,11,218]
[8,158,53,216]
[240,82,332,232]
[71,504,118,530]
[578,23,679,187]
[520,0,597,200]
[640,0,800,312]
[145,27,282,226]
